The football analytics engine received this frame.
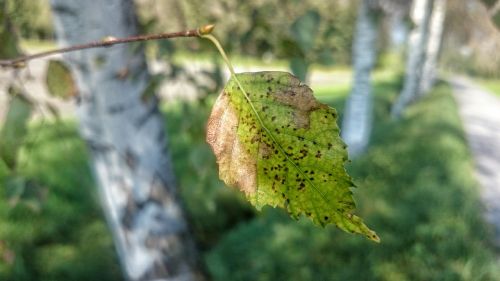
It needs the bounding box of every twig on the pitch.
[0,24,215,68]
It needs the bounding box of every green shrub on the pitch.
[0,123,121,281]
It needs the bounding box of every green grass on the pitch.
[19,39,57,53]
[206,81,500,281]
[477,79,500,96]
[171,50,290,68]
[0,122,121,281]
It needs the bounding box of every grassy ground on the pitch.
[476,79,500,96]
[19,39,57,53]
[0,73,498,280]
[0,122,121,281]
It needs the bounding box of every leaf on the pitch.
[290,10,321,53]
[289,57,309,82]
[45,60,78,99]
[206,71,379,242]
[317,49,335,66]
[0,87,33,169]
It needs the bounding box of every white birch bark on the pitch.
[391,0,434,118]
[388,14,409,50]
[420,0,447,95]
[49,1,205,280]
[341,0,379,157]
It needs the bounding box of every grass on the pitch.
[19,39,57,53]
[0,122,121,281]
[476,79,500,96]
[0,71,498,281]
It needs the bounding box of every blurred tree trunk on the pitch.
[420,0,447,95]
[388,13,409,50]
[49,1,206,280]
[341,0,379,157]
[391,0,434,118]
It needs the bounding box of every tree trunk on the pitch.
[420,0,446,95]
[391,0,434,118]
[49,1,206,280]
[388,13,409,51]
[341,0,379,157]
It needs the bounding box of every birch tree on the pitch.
[341,0,379,157]
[391,0,434,118]
[49,1,206,280]
[420,0,447,95]
[342,0,410,156]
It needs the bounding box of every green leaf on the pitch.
[45,60,77,99]
[290,10,321,53]
[0,87,33,169]
[289,57,309,82]
[206,71,379,242]
[317,49,335,66]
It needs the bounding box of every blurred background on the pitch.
[1,0,500,280]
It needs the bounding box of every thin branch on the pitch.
[0,24,215,68]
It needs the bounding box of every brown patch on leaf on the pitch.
[259,141,272,158]
[206,91,257,195]
[273,77,320,111]
[292,111,310,129]
[273,75,323,129]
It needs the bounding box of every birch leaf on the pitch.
[45,60,78,99]
[206,71,379,242]
[0,87,32,169]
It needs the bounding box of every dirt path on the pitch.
[450,76,500,246]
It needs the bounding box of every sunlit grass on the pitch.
[19,39,57,53]
[476,79,500,96]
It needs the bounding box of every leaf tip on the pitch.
[368,231,381,243]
